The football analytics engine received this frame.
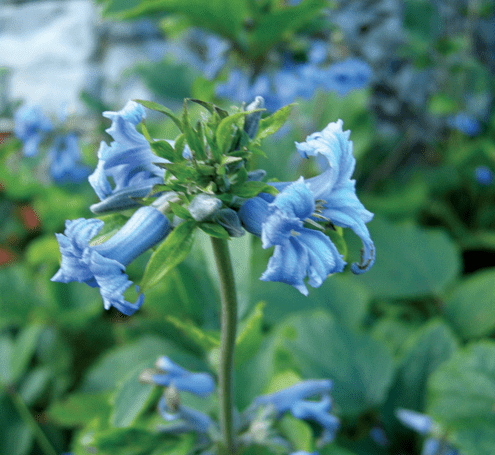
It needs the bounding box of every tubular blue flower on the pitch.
[88,101,167,211]
[251,380,333,416]
[158,395,213,434]
[239,120,374,293]
[48,133,91,184]
[14,105,53,157]
[150,356,215,398]
[51,205,171,315]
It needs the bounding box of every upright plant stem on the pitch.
[210,237,238,455]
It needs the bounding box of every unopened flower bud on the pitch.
[244,96,265,139]
[188,194,222,222]
[165,384,181,413]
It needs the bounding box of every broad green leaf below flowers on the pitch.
[426,341,495,455]
[274,310,395,417]
[348,216,461,299]
[443,267,495,339]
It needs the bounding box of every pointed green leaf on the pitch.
[133,99,183,131]
[236,301,265,366]
[11,324,44,384]
[216,111,263,155]
[168,201,192,220]
[166,315,220,351]
[189,99,228,118]
[150,140,175,161]
[141,221,196,291]
[255,104,295,142]
[182,100,206,160]
[232,181,279,198]
[199,222,230,239]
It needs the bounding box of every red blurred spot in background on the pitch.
[0,247,17,266]
[19,205,41,230]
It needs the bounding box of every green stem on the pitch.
[210,237,238,455]
[4,384,58,455]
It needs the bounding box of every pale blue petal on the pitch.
[158,397,213,433]
[395,409,432,435]
[238,197,270,237]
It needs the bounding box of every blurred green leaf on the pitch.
[428,93,459,115]
[404,0,441,40]
[279,414,314,452]
[427,341,495,455]
[0,393,33,455]
[166,315,220,350]
[11,324,44,384]
[0,334,13,384]
[25,235,61,266]
[382,320,459,434]
[141,221,196,292]
[48,392,112,427]
[235,301,265,366]
[18,366,52,406]
[134,99,183,132]
[275,310,395,417]
[443,268,495,339]
[351,216,461,299]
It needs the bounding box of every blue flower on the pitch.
[149,356,215,398]
[475,165,494,186]
[396,409,459,455]
[158,394,213,434]
[447,113,481,136]
[88,101,167,212]
[239,120,374,294]
[51,205,171,315]
[48,133,91,184]
[250,380,340,444]
[14,105,53,157]
[322,58,372,96]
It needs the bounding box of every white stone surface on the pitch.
[0,0,96,113]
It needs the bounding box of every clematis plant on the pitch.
[52,95,374,455]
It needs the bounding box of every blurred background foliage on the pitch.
[0,0,495,454]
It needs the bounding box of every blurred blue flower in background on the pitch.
[249,379,340,444]
[144,356,215,397]
[447,112,481,136]
[88,100,167,212]
[396,408,459,455]
[14,104,53,157]
[52,205,171,315]
[239,120,374,293]
[48,133,90,184]
[475,165,494,185]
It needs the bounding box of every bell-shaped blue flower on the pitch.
[51,205,171,315]
[88,101,167,212]
[295,120,375,274]
[150,356,215,398]
[48,133,91,184]
[14,105,53,157]
[240,120,374,293]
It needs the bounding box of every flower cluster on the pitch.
[53,97,374,314]
[396,408,459,455]
[14,104,90,184]
[141,357,337,454]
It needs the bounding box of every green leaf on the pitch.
[141,221,196,291]
[427,341,495,455]
[25,235,60,266]
[0,393,33,455]
[93,428,194,455]
[232,181,279,198]
[248,0,327,58]
[168,201,192,220]
[276,310,395,417]
[133,99,182,131]
[10,324,44,384]
[111,361,159,428]
[0,335,13,384]
[351,216,461,299]
[198,222,230,239]
[166,315,220,351]
[189,99,228,118]
[382,320,459,434]
[443,268,495,339]
[182,99,206,160]
[404,0,441,40]
[428,93,459,115]
[235,301,265,366]
[119,0,248,41]
[48,392,112,427]
[279,414,314,452]
[216,111,254,155]
[255,104,295,142]
[150,140,176,161]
